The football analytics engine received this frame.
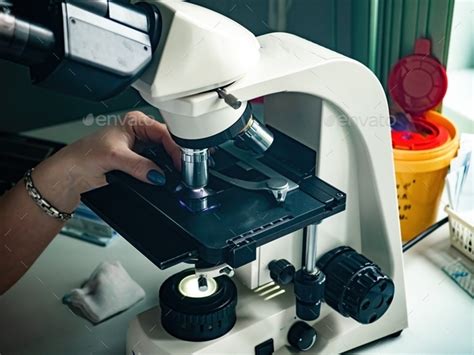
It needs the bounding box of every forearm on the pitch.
[0,112,180,295]
[0,150,82,294]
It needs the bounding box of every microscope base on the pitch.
[127,278,407,354]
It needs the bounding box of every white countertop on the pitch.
[0,119,472,354]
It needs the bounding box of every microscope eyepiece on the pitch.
[0,12,55,66]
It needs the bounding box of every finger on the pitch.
[110,148,167,185]
[161,129,182,171]
[125,111,182,170]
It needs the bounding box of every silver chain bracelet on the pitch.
[24,168,73,221]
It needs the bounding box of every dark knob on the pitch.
[294,269,325,321]
[317,246,395,324]
[287,321,317,352]
[159,269,237,341]
[268,259,295,285]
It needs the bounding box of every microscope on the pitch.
[1,1,408,353]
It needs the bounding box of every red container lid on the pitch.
[391,117,450,150]
[388,38,448,115]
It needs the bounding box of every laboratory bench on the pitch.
[0,118,472,354]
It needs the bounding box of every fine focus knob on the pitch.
[316,246,395,324]
[269,259,295,285]
[287,321,317,352]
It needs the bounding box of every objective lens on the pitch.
[181,148,208,189]
[236,116,274,154]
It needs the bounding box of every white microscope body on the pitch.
[128,1,408,353]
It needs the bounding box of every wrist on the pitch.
[32,148,84,213]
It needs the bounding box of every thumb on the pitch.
[112,149,167,186]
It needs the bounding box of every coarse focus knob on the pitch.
[269,259,295,285]
[316,246,395,324]
[287,321,317,352]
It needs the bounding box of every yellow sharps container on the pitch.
[388,38,459,241]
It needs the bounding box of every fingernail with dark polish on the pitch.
[147,170,166,186]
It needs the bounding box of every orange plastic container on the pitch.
[394,110,459,240]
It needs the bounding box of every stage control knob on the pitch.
[316,246,395,324]
[269,259,295,285]
[287,321,317,352]
[294,269,325,321]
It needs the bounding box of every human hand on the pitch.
[33,111,182,212]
